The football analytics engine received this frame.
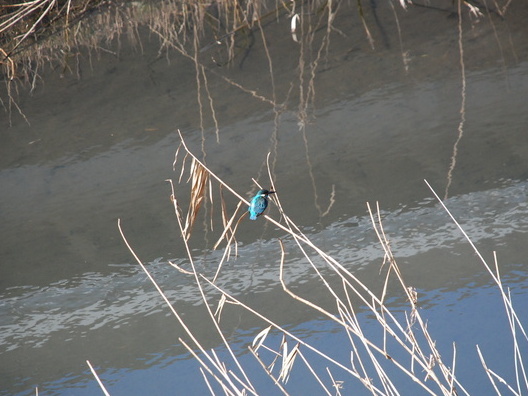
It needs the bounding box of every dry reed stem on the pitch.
[426,179,528,394]
[367,200,464,394]
[279,237,444,395]
[179,337,245,396]
[199,367,217,395]
[254,333,284,372]
[86,360,111,396]
[279,213,431,371]
[117,133,524,395]
[212,207,245,283]
[2,0,412,130]
[326,367,344,395]
[296,351,334,395]
[248,346,291,396]
[3,0,287,124]
[477,345,520,395]
[213,293,227,322]
[202,274,386,393]
[165,178,258,393]
[213,198,242,251]
[168,124,458,393]
[168,259,194,275]
[119,213,254,395]
[426,180,526,327]
[339,290,378,392]
[10,0,58,55]
[266,159,472,394]
[277,341,300,383]
[204,229,442,394]
[252,325,272,351]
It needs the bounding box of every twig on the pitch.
[86,360,111,396]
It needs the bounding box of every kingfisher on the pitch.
[248,189,275,220]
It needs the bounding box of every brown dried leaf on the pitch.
[182,158,209,241]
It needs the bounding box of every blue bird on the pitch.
[248,189,275,220]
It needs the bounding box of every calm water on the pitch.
[1,0,528,394]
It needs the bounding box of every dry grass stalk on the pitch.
[173,136,248,283]
[203,276,393,395]
[109,133,527,395]
[169,176,258,394]
[213,293,228,322]
[214,186,243,252]
[199,367,217,395]
[119,205,257,395]
[326,367,344,395]
[426,179,528,394]
[174,130,263,276]
[171,133,460,393]
[212,200,244,283]
[248,346,291,396]
[2,0,494,135]
[168,259,194,275]
[278,341,300,383]
[252,325,272,352]
[86,360,110,396]
[296,351,334,395]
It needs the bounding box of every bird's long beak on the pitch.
[268,191,276,194]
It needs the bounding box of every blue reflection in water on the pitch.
[23,273,528,396]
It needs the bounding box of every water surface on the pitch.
[1,1,528,394]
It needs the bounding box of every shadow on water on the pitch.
[1,0,528,394]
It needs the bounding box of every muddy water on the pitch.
[1,0,528,394]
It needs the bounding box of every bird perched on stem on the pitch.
[248,189,275,220]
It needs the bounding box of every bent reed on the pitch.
[112,132,528,395]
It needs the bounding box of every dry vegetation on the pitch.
[1,0,511,126]
[110,131,528,395]
[0,0,517,162]
[4,1,523,394]
[1,0,330,123]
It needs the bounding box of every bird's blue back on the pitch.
[249,190,270,220]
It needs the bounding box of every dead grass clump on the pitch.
[0,0,112,66]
